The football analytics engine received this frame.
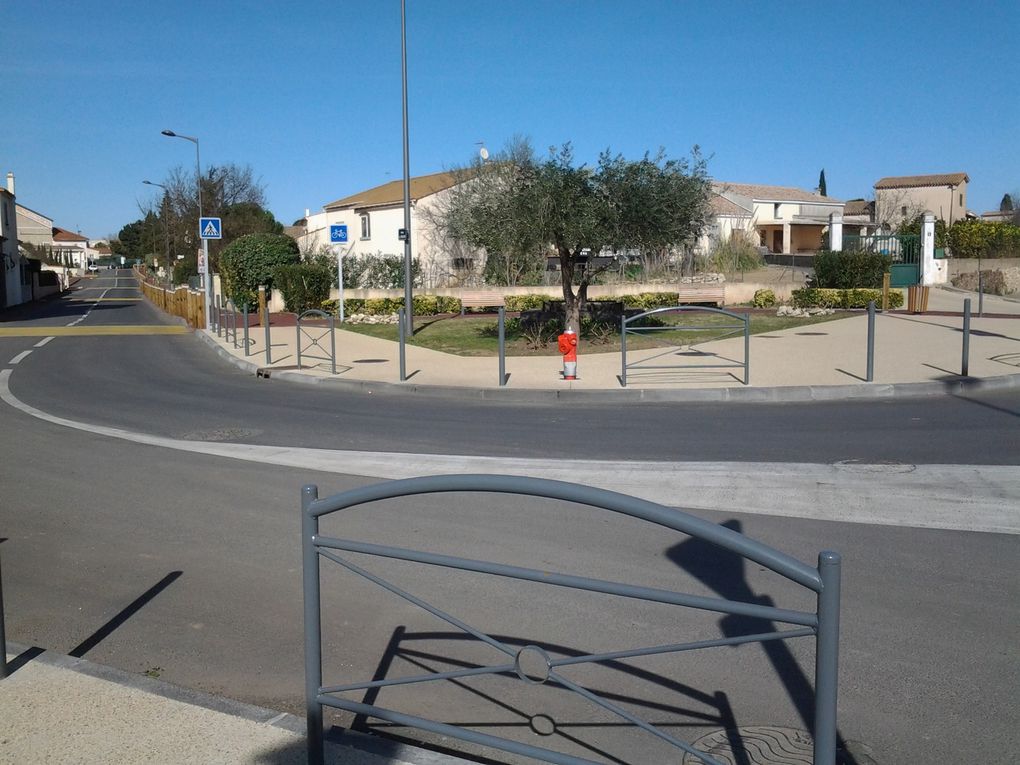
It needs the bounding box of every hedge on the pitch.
[812,249,891,288]
[218,233,300,306]
[321,294,460,316]
[273,262,334,313]
[792,287,904,309]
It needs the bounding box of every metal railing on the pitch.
[302,474,841,765]
[296,310,336,374]
[621,306,750,386]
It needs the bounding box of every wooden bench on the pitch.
[677,284,725,306]
[459,290,506,315]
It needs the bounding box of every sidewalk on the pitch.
[1,644,466,765]
[203,287,1020,401]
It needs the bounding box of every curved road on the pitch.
[1,271,1018,764]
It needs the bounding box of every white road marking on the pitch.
[8,351,33,365]
[65,287,111,326]
[1,368,1017,535]
[34,337,56,348]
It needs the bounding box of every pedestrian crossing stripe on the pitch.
[0,326,190,337]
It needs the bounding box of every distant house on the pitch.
[15,203,54,248]
[842,199,877,236]
[51,227,91,267]
[707,182,844,254]
[1,175,32,309]
[874,173,969,228]
[299,171,478,287]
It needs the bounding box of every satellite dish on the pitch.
[479,147,489,161]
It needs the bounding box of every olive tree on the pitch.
[436,139,711,331]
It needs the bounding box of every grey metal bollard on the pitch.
[498,307,506,386]
[0,548,7,679]
[813,551,842,765]
[243,305,250,357]
[301,485,324,765]
[962,298,971,377]
[620,315,628,387]
[866,301,875,382]
[744,313,750,385]
[398,308,407,382]
[215,295,223,338]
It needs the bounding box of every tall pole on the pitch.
[401,0,413,334]
[162,130,212,329]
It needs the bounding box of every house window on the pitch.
[773,203,781,219]
[360,214,371,240]
[959,193,963,207]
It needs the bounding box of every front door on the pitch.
[772,230,783,253]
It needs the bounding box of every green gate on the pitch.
[843,234,920,287]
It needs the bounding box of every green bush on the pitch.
[948,220,1020,258]
[273,262,334,313]
[173,257,198,286]
[792,287,903,309]
[752,288,777,308]
[218,233,300,306]
[709,237,765,273]
[504,294,548,311]
[621,291,678,310]
[811,249,891,289]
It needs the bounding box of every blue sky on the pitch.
[4,0,1018,238]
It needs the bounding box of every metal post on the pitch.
[744,313,750,385]
[962,298,971,377]
[337,249,345,324]
[264,300,272,365]
[231,303,238,349]
[398,307,407,382]
[301,485,324,765]
[866,300,875,383]
[813,551,842,765]
[243,305,250,357]
[296,316,302,369]
[620,315,628,387]
[329,316,336,375]
[215,295,222,338]
[400,0,413,336]
[978,269,984,317]
[498,306,506,386]
[0,547,8,679]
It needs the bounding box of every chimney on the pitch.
[304,208,310,219]
[5,172,13,195]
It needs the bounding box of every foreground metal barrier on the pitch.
[296,309,336,374]
[621,306,750,386]
[302,475,841,765]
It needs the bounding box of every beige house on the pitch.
[708,182,844,254]
[874,173,968,228]
[299,171,479,287]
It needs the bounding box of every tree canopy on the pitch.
[436,139,711,330]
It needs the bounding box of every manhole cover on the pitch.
[833,459,916,474]
[683,726,813,764]
[180,427,262,442]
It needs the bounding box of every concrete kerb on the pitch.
[3,640,472,765]
[195,329,1020,404]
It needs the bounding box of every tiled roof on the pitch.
[52,226,89,242]
[712,181,842,204]
[709,193,751,216]
[324,171,461,210]
[874,173,968,189]
[844,199,874,216]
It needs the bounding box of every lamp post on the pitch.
[400,0,413,334]
[161,129,211,328]
[142,180,171,285]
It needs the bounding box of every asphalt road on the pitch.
[1,272,1018,764]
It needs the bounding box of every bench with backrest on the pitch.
[459,290,506,315]
[677,284,725,306]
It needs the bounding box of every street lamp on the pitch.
[142,180,172,285]
[161,129,211,328]
[400,0,413,334]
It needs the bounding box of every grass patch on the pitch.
[339,311,851,357]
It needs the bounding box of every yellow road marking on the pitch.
[67,298,143,302]
[0,326,190,337]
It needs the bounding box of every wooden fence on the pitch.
[134,267,206,329]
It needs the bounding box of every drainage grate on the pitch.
[683,727,813,765]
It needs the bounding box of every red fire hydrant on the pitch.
[558,329,578,380]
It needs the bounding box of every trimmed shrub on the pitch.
[273,262,334,313]
[811,249,891,289]
[219,233,300,306]
[948,220,1020,258]
[752,288,777,308]
[504,294,548,312]
[621,292,678,310]
[792,287,903,309]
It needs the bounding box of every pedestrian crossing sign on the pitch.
[199,217,222,240]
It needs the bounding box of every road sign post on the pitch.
[330,225,349,323]
[199,218,222,329]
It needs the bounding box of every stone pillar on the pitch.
[782,223,792,254]
[920,212,947,285]
[829,212,843,251]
